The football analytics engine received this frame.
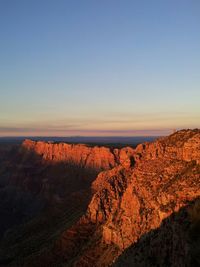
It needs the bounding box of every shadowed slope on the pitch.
[0,141,120,266]
[0,130,199,267]
[114,200,199,267]
[50,129,200,267]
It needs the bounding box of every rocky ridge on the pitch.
[1,129,199,267]
[22,139,119,171]
[53,129,200,267]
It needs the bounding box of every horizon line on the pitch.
[0,135,164,138]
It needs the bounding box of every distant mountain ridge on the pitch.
[0,136,158,146]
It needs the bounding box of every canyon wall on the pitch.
[135,129,200,163]
[3,129,199,267]
[22,139,118,170]
[54,129,200,267]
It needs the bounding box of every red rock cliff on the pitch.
[22,139,119,170]
[135,129,200,163]
[55,129,200,267]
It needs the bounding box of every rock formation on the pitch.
[53,129,200,267]
[22,139,118,170]
[0,129,200,267]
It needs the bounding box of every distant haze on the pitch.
[0,136,158,148]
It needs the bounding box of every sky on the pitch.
[0,0,200,136]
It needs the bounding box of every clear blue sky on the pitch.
[0,0,199,136]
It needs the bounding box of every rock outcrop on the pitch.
[54,129,200,267]
[135,129,200,163]
[1,129,200,267]
[22,139,119,171]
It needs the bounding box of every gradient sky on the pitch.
[0,0,200,136]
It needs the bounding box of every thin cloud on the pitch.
[0,125,172,137]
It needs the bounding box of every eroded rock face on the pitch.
[22,139,118,170]
[135,129,200,163]
[54,129,200,267]
[7,130,199,267]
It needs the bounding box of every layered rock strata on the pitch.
[54,129,200,266]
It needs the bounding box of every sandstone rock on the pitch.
[55,129,200,266]
[22,139,118,170]
[7,129,199,267]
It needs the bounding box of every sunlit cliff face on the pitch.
[53,129,200,267]
[22,139,118,170]
[0,129,199,267]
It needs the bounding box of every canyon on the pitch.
[0,129,199,266]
